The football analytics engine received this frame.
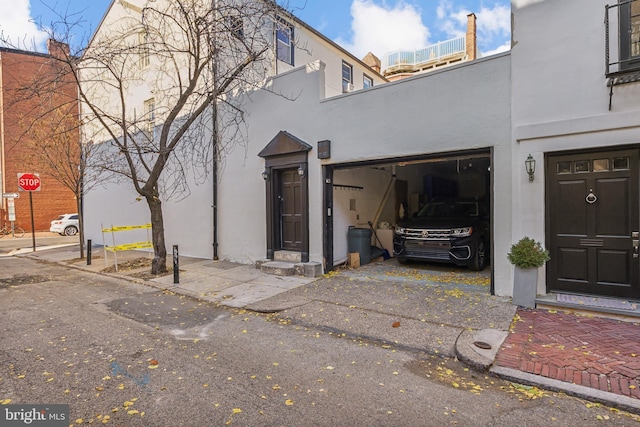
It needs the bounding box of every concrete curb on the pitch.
[490,366,640,415]
[455,328,508,371]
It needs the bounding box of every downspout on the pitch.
[76,65,85,259]
[211,0,219,260]
[212,101,219,260]
[273,18,278,75]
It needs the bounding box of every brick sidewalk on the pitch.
[494,308,640,399]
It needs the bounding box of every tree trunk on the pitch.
[147,197,167,274]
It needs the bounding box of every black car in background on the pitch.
[393,198,489,271]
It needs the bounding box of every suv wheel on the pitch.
[469,240,486,271]
[64,226,78,236]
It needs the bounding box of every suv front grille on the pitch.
[402,228,453,241]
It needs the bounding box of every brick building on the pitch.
[0,41,79,232]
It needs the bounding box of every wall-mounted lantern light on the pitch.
[525,154,536,183]
[298,165,305,177]
[262,169,270,181]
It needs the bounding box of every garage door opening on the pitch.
[323,151,493,292]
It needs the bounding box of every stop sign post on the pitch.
[17,173,41,251]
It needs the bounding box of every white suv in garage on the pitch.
[50,213,79,236]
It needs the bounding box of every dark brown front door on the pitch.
[279,168,302,250]
[547,149,640,298]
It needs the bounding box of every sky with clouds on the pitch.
[1,0,511,58]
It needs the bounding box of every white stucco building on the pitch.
[511,0,640,304]
[82,0,640,307]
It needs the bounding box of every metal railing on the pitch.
[605,0,640,77]
[381,36,466,74]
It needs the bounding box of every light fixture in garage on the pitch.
[262,169,270,180]
[298,165,306,177]
[525,154,536,183]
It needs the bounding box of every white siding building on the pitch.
[511,0,640,302]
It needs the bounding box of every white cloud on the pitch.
[0,0,48,51]
[476,4,511,40]
[336,0,430,59]
[482,41,511,56]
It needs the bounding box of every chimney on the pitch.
[47,39,70,59]
[465,13,477,61]
[362,52,381,74]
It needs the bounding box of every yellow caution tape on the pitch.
[105,241,153,252]
[102,224,152,232]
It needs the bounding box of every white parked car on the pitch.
[50,213,79,236]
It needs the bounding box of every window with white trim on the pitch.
[363,74,373,89]
[342,61,353,92]
[228,15,244,39]
[144,98,155,138]
[139,31,150,68]
[276,20,294,65]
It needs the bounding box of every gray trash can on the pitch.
[348,227,372,265]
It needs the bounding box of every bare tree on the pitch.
[21,108,100,258]
[72,0,294,274]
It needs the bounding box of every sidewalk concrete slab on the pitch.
[168,276,242,298]
[250,273,317,290]
[209,281,300,308]
[279,300,463,355]
[150,269,212,286]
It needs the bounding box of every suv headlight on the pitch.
[451,227,472,237]
[394,226,406,235]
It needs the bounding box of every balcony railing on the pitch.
[604,0,640,109]
[381,36,466,74]
[605,0,640,77]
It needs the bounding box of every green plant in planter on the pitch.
[507,237,550,268]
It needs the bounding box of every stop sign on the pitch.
[17,173,41,192]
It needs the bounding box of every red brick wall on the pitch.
[1,48,79,232]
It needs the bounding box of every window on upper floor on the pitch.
[276,19,294,65]
[342,61,353,92]
[139,31,150,68]
[607,0,640,75]
[228,15,244,40]
[363,74,373,89]
[620,0,640,70]
[144,98,155,138]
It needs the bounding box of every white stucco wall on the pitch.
[332,167,397,264]
[215,54,513,294]
[511,0,640,295]
[85,54,513,295]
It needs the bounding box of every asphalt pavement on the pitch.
[4,237,640,414]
